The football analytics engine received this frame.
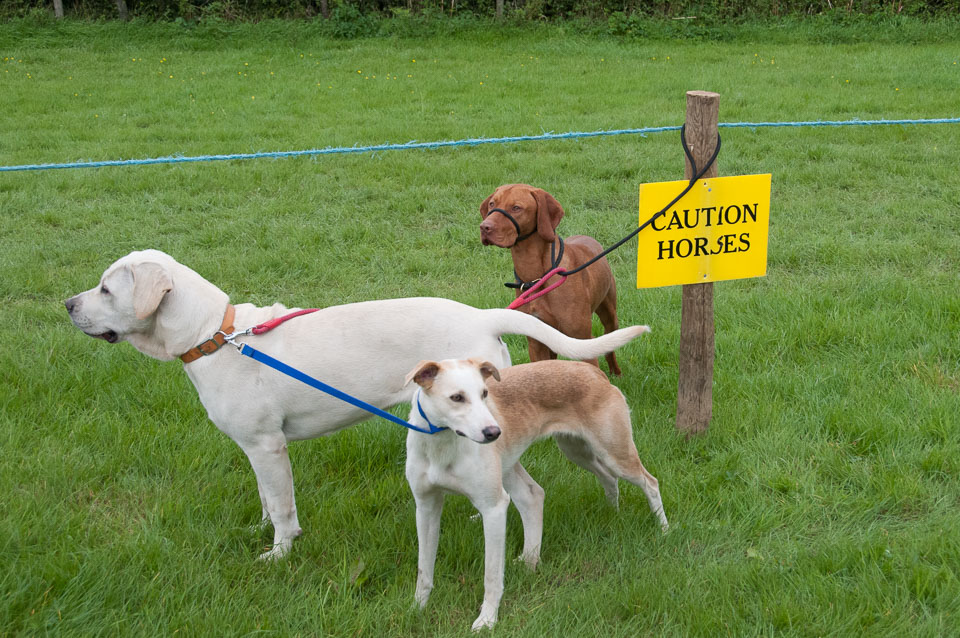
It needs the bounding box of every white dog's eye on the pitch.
[100,285,110,295]
[450,393,464,403]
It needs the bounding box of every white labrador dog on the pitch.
[64,249,650,559]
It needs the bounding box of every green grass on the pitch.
[2,20,960,637]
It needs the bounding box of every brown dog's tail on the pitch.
[484,309,650,361]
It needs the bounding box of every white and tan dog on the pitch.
[404,357,668,630]
[64,249,651,560]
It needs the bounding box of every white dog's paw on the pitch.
[516,551,540,571]
[471,614,497,631]
[414,588,431,610]
[257,543,289,561]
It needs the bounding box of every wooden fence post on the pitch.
[53,0,64,18]
[676,90,719,436]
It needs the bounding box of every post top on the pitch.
[686,90,720,99]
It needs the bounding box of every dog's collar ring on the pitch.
[180,304,236,364]
[505,236,565,291]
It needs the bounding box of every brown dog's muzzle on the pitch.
[480,208,534,248]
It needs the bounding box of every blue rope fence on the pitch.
[1,117,958,173]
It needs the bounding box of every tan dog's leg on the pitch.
[588,402,669,531]
[502,463,544,569]
[554,433,620,507]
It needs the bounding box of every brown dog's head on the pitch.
[479,184,565,248]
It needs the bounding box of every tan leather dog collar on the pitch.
[180,304,236,364]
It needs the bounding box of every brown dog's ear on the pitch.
[479,191,495,219]
[405,360,441,389]
[532,189,565,242]
[468,358,501,382]
[131,262,173,320]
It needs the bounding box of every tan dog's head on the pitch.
[479,184,565,248]
[64,249,229,361]
[404,358,502,443]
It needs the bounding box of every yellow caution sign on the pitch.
[637,174,771,288]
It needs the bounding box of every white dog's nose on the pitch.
[481,425,501,442]
[65,297,78,315]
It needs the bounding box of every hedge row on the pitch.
[5,0,958,20]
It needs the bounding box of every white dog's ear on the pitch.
[131,262,173,320]
[471,359,500,382]
[405,360,441,389]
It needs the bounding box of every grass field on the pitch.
[2,19,959,637]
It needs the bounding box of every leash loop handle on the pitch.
[507,266,568,310]
[250,308,320,335]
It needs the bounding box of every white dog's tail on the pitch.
[484,309,650,360]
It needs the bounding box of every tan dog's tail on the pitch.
[485,309,650,360]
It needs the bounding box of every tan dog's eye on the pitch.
[512,205,522,212]
[482,389,488,399]
[450,393,464,403]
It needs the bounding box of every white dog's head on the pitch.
[405,358,502,444]
[64,249,229,361]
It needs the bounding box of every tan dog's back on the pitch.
[485,359,667,528]
[489,360,618,442]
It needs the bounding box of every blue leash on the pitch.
[235,342,446,435]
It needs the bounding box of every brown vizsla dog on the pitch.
[479,184,622,375]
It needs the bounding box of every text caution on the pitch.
[637,174,771,288]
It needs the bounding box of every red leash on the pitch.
[506,267,567,310]
[249,308,319,335]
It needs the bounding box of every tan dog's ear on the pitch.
[469,358,501,382]
[405,360,441,389]
[532,189,565,242]
[131,262,173,320]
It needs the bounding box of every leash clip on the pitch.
[220,327,252,350]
